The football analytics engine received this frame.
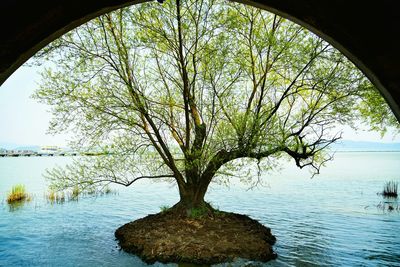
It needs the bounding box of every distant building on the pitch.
[39,146,62,155]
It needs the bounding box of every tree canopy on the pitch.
[34,0,397,209]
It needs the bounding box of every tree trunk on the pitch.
[179,184,206,208]
[171,181,212,217]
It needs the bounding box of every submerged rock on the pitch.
[115,210,277,265]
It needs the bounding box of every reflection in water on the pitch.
[8,200,26,212]
[376,196,399,212]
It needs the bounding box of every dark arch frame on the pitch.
[1,0,399,122]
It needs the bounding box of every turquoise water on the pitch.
[1,152,400,266]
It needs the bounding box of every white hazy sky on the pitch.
[0,64,71,147]
[0,64,399,147]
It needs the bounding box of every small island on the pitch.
[116,207,276,264]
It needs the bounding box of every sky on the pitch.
[0,63,400,148]
[0,63,71,147]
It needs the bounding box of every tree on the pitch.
[34,0,389,213]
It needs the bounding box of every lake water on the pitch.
[1,152,400,266]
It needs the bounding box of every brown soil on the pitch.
[115,209,277,265]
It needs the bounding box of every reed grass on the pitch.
[7,184,30,204]
[44,184,116,204]
[104,186,112,194]
[47,190,65,204]
[383,181,398,198]
[71,186,80,199]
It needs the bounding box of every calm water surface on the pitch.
[1,152,400,266]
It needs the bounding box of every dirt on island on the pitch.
[115,209,277,265]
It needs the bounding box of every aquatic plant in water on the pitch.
[383,181,398,198]
[7,184,30,204]
[45,185,115,204]
[104,186,112,194]
[47,190,66,204]
[71,186,80,200]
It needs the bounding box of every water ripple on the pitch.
[1,154,400,266]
